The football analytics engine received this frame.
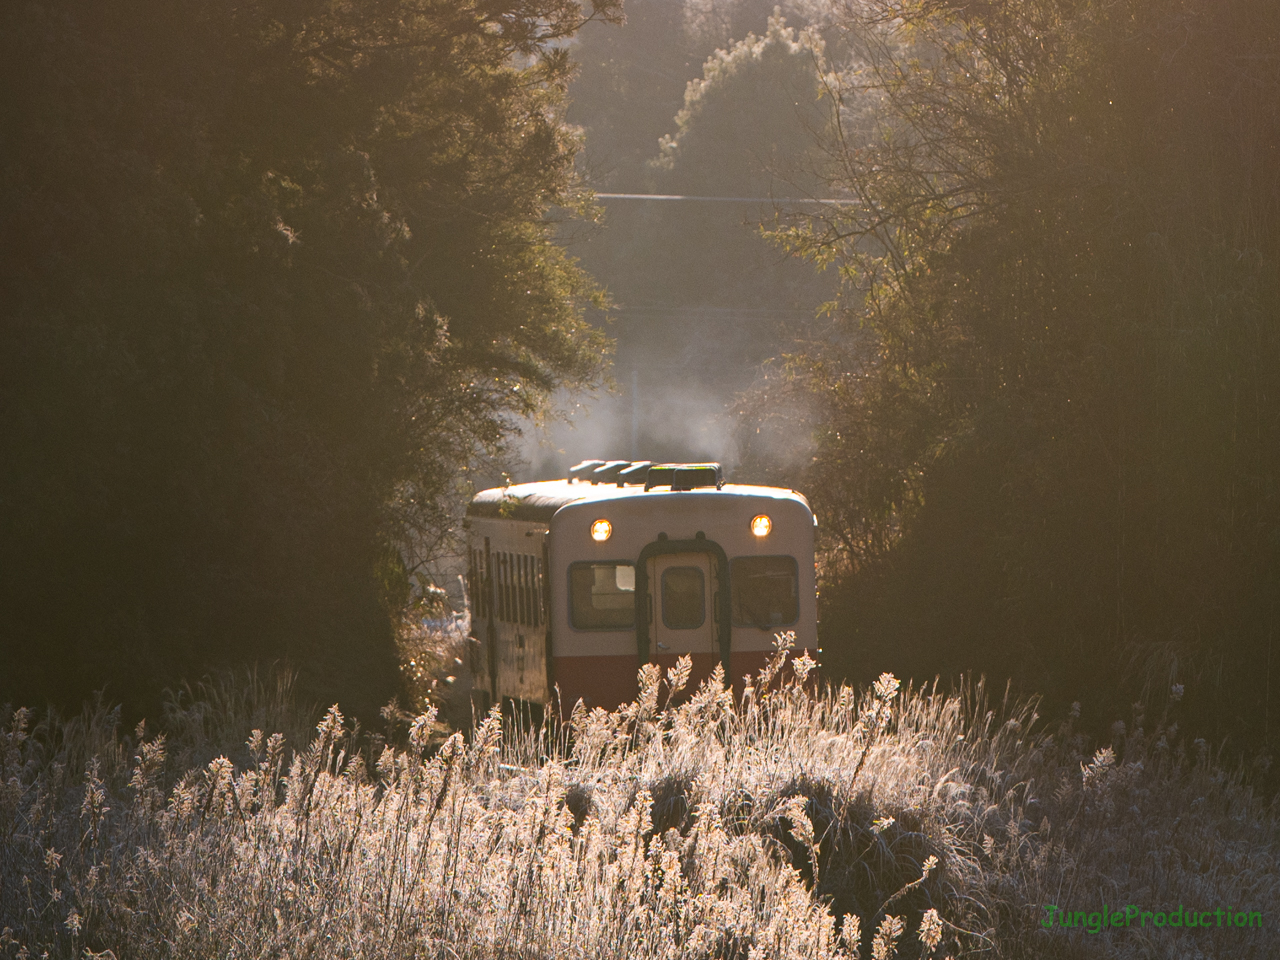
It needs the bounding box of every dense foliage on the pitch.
[646,14,833,308]
[771,0,1280,753]
[0,0,619,717]
[569,0,831,188]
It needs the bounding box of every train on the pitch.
[463,459,816,713]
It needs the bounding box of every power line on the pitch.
[595,193,856,205]
[605,306,818,321]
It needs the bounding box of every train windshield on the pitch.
[569,562,636,629]
[661,566,706,629]
[731,556,799,628]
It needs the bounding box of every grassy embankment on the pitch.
[2,638,1277,959]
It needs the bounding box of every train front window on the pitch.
[661,566,706,629]
[569,562,636,629]
[731,556,799,628]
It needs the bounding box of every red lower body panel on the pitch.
[549,655,641,714]
[551,650,783,713]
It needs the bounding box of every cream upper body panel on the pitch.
[543,484,816,658]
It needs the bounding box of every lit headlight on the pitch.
[591,519,612,542]
[751,515,772,537]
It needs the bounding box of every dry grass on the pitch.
[2,638,1277,959]
[395,611,475,734]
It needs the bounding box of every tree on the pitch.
[776,0,1280,748]
[648,12,833,281]
[567,0,829,191]
[0,0,620,717]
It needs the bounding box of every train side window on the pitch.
[661,566,705,629]
[468,549,483,618]
[489,551,541,627]
[731,556,799,628]
[516,553,527,625]
[500,552,512,622]
[569,562,636,630]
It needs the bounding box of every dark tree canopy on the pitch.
[646,15,834,305]
[0,0,619,717]
[567,0,827,192]
[772,0,1280,752]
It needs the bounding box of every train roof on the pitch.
[466,461,811,524]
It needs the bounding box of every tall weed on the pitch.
[2,641,1276,958]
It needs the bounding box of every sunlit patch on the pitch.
[750,514,772,538]
[591,518,612,542]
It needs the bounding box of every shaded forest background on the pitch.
[0,0,621,717]
[553,0,1280,764]
[766,0,1280,764]
[3,0,1280,770]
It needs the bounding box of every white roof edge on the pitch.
[473,479,812,508]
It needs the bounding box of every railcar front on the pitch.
[465,461,816,713]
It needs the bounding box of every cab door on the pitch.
[647,552,719,658]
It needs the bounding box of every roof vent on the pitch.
[644,462,723,492]
[617,461,653,486]
[591,460,632,484]
[568,460,607,482]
